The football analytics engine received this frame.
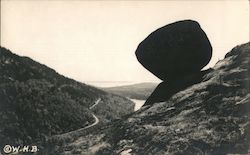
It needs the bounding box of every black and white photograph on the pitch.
[0,0,249,154]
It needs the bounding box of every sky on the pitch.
[1,0,249,87]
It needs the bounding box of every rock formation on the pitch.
[135,20,213,105]
[46,43,250,155]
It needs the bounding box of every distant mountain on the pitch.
[48,43,250,155]
[102,82,158,100]
[0,47,134,148]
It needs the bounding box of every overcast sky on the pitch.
[1,0,249,86]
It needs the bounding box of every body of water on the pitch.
[130,99,146,111]
[85,81,139,88]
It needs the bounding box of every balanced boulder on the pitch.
[135,20,212,81]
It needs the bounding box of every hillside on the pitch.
[0,47,134,148]
[102,82,158,100]
[47,43,250,155]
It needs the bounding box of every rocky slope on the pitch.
[0,47,134,149]
[102,82,158,100]
[48,43,249,155]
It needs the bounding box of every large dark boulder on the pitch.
[135,20,212,81]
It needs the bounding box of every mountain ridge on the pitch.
[102,82,158,100]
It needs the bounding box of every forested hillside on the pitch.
[0,47,134,148]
